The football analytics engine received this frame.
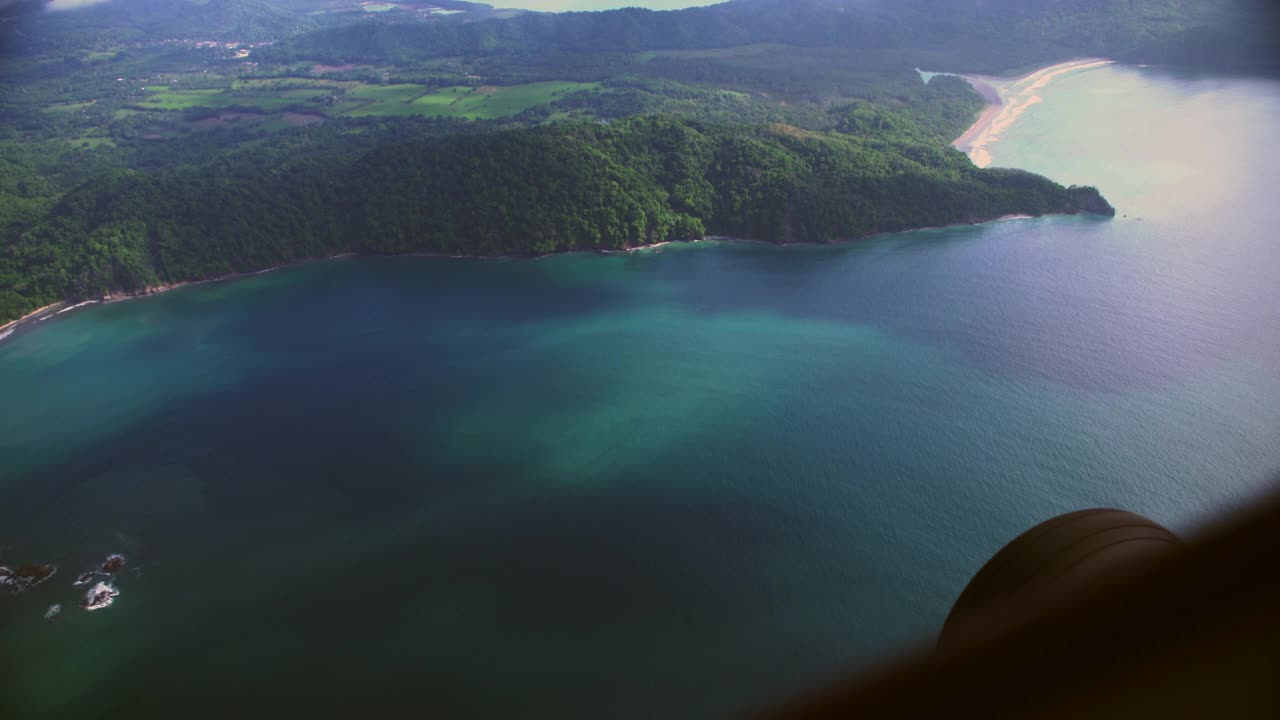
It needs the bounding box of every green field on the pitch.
[409,86,471,110]
[84,50,122,63]
[134,85,331,112]
[339,81,600,119]
[124,79,598,123]
[44,100,97,113]
[338,83,430,116]
[232,78,356,91]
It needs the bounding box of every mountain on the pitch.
[175,0,317,40]
[3,0,315,48]
[7,0,1274,72]
[265,0,1279,74]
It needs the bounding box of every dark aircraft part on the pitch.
[760,491,1280,718]
[938,508,1182,650]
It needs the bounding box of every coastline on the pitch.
[0,303,66,339]
[0,265,289,343]
[0,212,1059,343]
[951,58,1114,167]
[0,61,1121,343]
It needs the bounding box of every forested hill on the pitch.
[3,0,317,47]
[0,116,1110,323]
[265,0,1280,75]
[1,0,498,50]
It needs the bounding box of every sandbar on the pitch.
[950,58,1115,167]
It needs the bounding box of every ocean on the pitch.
[1,64,1278,718]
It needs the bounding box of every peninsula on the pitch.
[11,0,1263,327]
[0,114,1113,330]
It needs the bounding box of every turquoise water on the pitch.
[2,65,1279,717]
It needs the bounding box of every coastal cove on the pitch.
[2,63,1280,720]
[0,213,1048,344]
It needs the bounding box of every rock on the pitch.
[82,582,119,612]
[1,563,57,594]
[99,554,127,574]
[13,563,55,580]
[73,553,128,585]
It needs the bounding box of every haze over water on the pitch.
[2,65,1279,718]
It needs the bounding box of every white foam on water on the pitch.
[82,582,119,611]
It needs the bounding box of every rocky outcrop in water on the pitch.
[74,553,128,586]
[3,553,131,620]
[82,582,120,611]
[0,563,57,594]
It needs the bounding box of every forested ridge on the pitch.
[0,113,1110,323]
[264,0,1280,75]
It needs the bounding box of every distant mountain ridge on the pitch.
[6,0,1275,73]
[262,0,1279,74]
[3,0,316,44]
[2,0,495,47]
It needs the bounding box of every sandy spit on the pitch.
[951,58,1115,167]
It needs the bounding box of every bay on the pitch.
[1,64,1278,718]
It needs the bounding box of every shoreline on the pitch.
[950,58,1114,167]
[0,265,291,343]
[0,303,66,338]
[0,213,1059,343]
[0,60,1121,343]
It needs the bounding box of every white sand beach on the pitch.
[952,58,1115,167]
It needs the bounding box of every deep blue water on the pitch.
[1,65,1278,718]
